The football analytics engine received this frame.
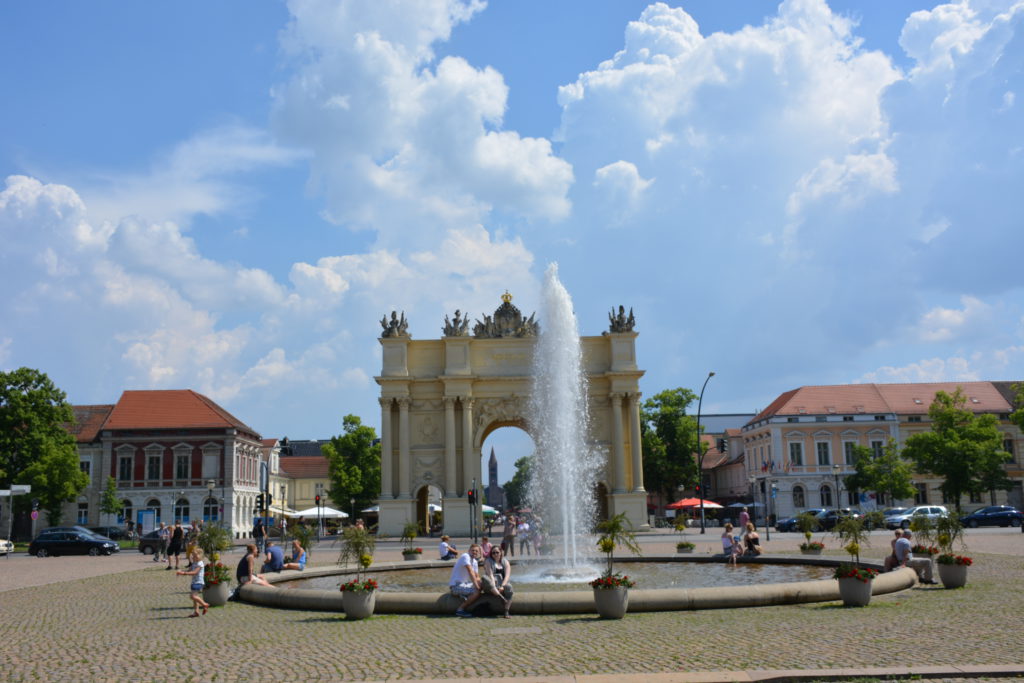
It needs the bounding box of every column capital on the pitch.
[609,392,624,403]
[378,397,393,408]
[460,397,474,409]
[443,396,458,407]
[396,396,412,408]
[626,391,642,404]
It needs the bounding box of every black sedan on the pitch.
[29,531,120,557]
[960,505,1023,528]
[815,508,860,531]
[89,525,129,540]
[775,508,828,532]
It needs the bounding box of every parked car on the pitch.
[0,538,14,555]
[960,505,1024,528]
[89,525,129,540]
[775,508,828,532]
[138,530,163,555]
[815,508,860,531]
[29,531,120,557]
[884,505,949,529]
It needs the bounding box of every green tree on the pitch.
[99,476,122,525]
[844,439,916,507]
[502,455,533,509]
[640,388,700,502]
[0,367,88,524]
[903,388,1012,513]
[1010,383,1024,433]
[322,415,381,515]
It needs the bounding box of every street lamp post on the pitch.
[696,371,715,534]
[350,497,355,526]
[832,463,842,509]
[206,479,216,524]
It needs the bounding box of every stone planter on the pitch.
[342,590,377,620]
[937,563,968,589]
[837,577,873,607]
[402,552,422,562]
[203,581,230,607]
[800,547,823,556]
[593,586,629,619]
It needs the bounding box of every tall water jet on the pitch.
[528,264,598,568]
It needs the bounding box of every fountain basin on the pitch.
[238,557,917,615]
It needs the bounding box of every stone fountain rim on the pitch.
[238,556,918,615]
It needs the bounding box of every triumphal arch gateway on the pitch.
[375,293,646,536]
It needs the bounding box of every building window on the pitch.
[969,490,982,504]
[820,485,833,507]
[147,455,161,481]
[815,416,826,422]
[118,456,133,482]
[1004,439,1015,456]
[871,440,884,458]
[847,490,859,507]
[908,416,922,422]
[77,503,88,524]
[789,442,803,467]
[203,447,220,479]
[80,459,91,478]
[842,416,853,422]
[121,500,133,525]
[792,485,805,508]
[914,483,928,505]
[843,442,856,465]
[203,497,219,522]
[787,417,799,423]
[176,454,190,481]
[874,415,887,421]
[174,498,190,523]
[816,442,831,466]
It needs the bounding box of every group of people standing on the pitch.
[152,519,203,570]
[500,512,545,557]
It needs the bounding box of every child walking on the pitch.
[176,547,210,617]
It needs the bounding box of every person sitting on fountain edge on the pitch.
[449,543,483,617]
[439,535,458,560]
[262,541,284,573]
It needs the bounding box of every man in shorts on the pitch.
[895,529,936,584]
[156,522,170,563]
[449,543,483,617]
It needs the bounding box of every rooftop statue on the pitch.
[607,305,636,333]
[380,310,409,338]
[473,291,539,338]
[442,309,471,337]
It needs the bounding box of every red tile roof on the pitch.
[66,405,114,443]
[261,438,279,448]
[278,456,329,478]
[750,381,1014,424]
[103,390,258,435]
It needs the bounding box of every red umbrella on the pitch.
[666,497,723,510]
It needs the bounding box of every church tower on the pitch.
[487,446,504,509]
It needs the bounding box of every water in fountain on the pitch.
[526,263,600,574]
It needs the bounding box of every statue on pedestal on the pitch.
[380,310,409,338]
[608,305,636,333]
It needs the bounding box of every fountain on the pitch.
[527,264,599,570]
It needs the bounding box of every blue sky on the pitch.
[2,0,1022,483]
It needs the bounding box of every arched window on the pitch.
[174,498,190,523]
[792,485,805,508]
[820,484,833,507]
[146,498,162,524]
[121,499,133,525]
[203,497,219,522]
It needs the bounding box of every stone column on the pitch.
[461,397,475,491]
[444,397,457,496]
[610,393,626,493]
[628,392,645,492]
[379,397,393,498]
[397,397,411,499]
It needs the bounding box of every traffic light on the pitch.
[267,493,273,508]
[694,484,701,495]
[256,494,264,510]
[315,494,321,505]
[31,498,39,511]
[467,489,476,505]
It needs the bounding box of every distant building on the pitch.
[486,447,504,509]
[263,438,332,514]
[740,381,1024,520]
[65,390,263,538]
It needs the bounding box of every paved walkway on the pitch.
[1,529,1022,681]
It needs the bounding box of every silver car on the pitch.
[884,505,948,529]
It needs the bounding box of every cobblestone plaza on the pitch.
[1,530,1022,682]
